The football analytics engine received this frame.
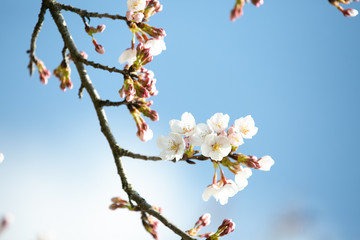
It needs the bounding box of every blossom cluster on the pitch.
[157,112,274,204]
[230,0,264,22]
[117,0,166,142]
[329,0,359,17]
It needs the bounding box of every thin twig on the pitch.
[78,83,85,99]
[46,1,196,239]
[56,2,127,21]
[27,1,48,75]
[98,100,129,107]
[79,58,127,75]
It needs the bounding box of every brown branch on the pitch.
[98,100,129,107]
[27,1,48,76]
[55,2,127,21]
[79,58,128,75]
[45,1,196,239]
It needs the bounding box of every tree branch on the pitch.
[45,1,195,239]
[27,1,48,76]
[55,2,127,21]
[79,58,128,75]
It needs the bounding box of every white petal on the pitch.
[202,185,219,201]
[156,136,172,150]
[119,48,137,65]
[234,174,249,191]
[258,155,275,171]
[207,113,230,133]
[127,0,146,12]
[144,39,166,56]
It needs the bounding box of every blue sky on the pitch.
[1,0,360,239]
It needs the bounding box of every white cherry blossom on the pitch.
[234,167,252,191]
[207,113,230,133]
[202,180,238,205]
[119,48,137,65]
[169,112,196,137]
[228,132,244,147]
[144,38,166,56]
[189,123,213,146]
[127,0,146,12]
[201,134,231,161]
[157,133,185,161]
[258,155,275,171]
[234,115,258,139]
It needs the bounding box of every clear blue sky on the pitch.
[1,0,360,239]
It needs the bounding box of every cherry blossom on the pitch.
[234,166,252,191]
[169,112,196,137]
[127,0,146,12]
[157,133,185,161]
[0,153,4,164]
[258,155,275,171]
[144,38,166,56]
[201,134,231,161]
[207,113,230,133]
[119,48,137,65]
[202,179,238,205]
[189,123,213,146]
[234,115,258,139]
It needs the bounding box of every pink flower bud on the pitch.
[133,12,145,23]
[95,44,105,54]
[251,0,263,7]
[218,219,235,237]
[342,8,359,17]
[199,213,211,227]
[230,4,244,22]
[80,51,88,60]
[97,24,106,33]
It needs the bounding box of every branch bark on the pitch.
[45,0,196,239]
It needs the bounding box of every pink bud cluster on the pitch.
[187,213,211,237]
[53,61,73,91]
[130,107,156,142]
[36,60,51,85]
[329,0,359,17]
[141,211,160,240]
[84,23,106,54]
[230,0,263,22]
[109,197,136,211]
[85,24,106,35]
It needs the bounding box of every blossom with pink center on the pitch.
[207,113,230,133]
[157,133,185,161]
[234,115,258,139]
[258,155,275,171]
[201,134,231,161]
[169,112,196,137]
